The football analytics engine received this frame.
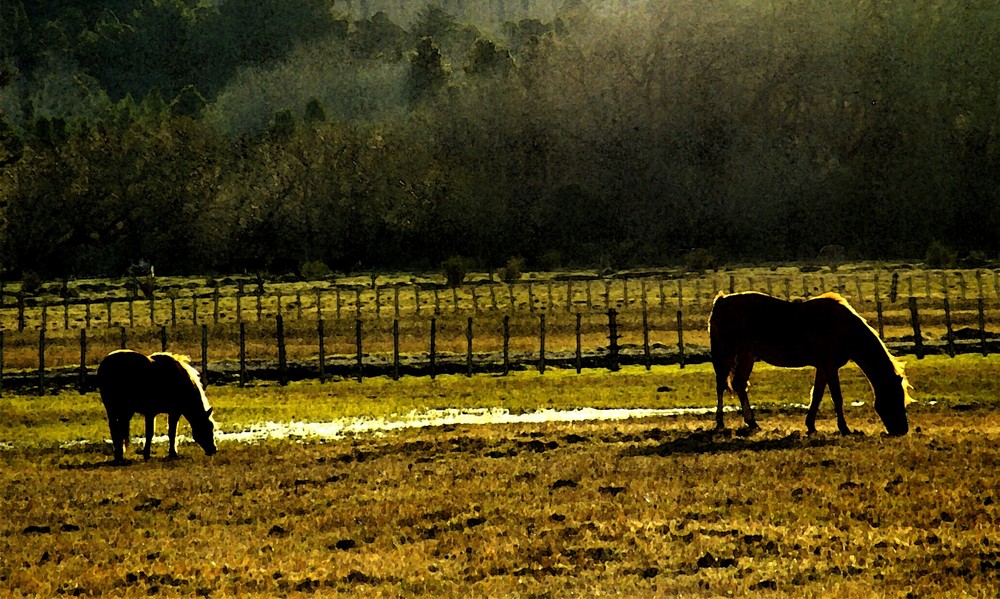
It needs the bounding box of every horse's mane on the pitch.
[815,292,913,400]
[150,352,213,415]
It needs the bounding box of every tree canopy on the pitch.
[1,0,998,277]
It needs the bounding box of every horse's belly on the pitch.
[756,348,812,368]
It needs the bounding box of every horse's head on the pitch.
[874,374,910,436]
[190,407,217,456]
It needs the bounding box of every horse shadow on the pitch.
[57,446,192,470]
[622,428,838,458]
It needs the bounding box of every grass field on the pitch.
[2,355,999,596]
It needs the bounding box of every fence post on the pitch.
[160,325,168,352]
[909,297,924,359]
[236,284,243,323]
[642,308,651,370]
[430,317,437,380]
[276,315,287,386]
[538,313,546,374]
[502,315,510,376]
[355,318,363,383]
[17,292,25,332]
[677,309,685,368]
[150,291,156,326]
[943,297,955,357]
[392,319,400,381]
[201,324,209,387]
[466,316,474,377]
[120,326,127,349]
[575,312,582,374]
[876,300,885,340]
[978,298,988,357]
[318,319,326,383]
[239,322,247,387]
[38,329,46,396]
[607,309,620,372]
[78,329,87,394]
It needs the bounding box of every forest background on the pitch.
[0,0,998,279]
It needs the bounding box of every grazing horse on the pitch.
[709,291,910,435]
[97,350,217,463]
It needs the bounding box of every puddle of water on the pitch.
[216,406,728,443]
[43,403,851,450]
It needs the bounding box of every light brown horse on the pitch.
[97,350,217,463]
[709,291,910,435]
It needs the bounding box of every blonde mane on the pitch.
[815,292,912,402]
[150,352,212,414]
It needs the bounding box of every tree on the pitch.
[407,37,450,106]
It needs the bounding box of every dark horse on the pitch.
[710,291,910,435]
[97,350,217,463]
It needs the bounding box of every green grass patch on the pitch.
[6,354,1000,451]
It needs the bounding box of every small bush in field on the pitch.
[443,256,469,288]
[925,241,956,269]
[20,271,43,295]
[498,257,525,284]
[682,248,715,273]
[300,260,332,280]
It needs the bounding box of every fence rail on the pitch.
[5,268,1000,333]
[1,291,998,396]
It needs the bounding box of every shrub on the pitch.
[925,241,956,269]
[300,260,332,280]
[682,248,715,273]
[20,271,43,296]
[498,256,525,284]
[442,256,469,288]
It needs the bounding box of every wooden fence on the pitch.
[2,293,999,396]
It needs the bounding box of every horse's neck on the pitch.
[850,330,896,389]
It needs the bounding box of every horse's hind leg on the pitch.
[143,415,156,460]
[713,357,734,431]
[732,352,760,430]
[805,370,828,434]
[108,416,128,463]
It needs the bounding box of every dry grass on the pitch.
[2,356,1000,596]
[2,409,998,597]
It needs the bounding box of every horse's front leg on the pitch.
[168,414,180,458]
[827,370,851,435]
[143,415,156,460]
[733,352,760,431]
[805,369,828,434]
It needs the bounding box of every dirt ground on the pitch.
[2,401,999,597]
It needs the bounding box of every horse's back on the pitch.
[97,350,153,413]
[710,291,859,367]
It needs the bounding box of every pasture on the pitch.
[2,355,999,596]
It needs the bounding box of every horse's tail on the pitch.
[708,292,737,393]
